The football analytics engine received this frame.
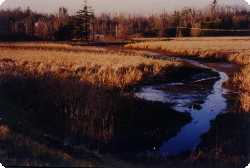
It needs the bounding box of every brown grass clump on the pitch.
[238,93,250,112]
[232,65,250,112]
[0,125,10,140]
[233,65,250,91]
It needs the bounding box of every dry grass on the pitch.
[232,65,250,112]
[0,42,108,53]
[0,125,10,140]
[126,37,250,112]
[0,124,100,167]
[126,38,250,62]
[0,43,188,154]
[0,42,73,48]
[0,45,180,88]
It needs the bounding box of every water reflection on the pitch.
[136,60,229,156]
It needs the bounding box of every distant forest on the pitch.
[0,0,250,41]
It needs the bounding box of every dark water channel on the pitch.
[135,52,229,156]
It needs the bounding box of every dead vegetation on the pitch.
[0,44,181,88]
[0,43,184,140]
[0,124,100,167]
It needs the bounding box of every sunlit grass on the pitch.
[0,45,181,88]
[126,39,250,61]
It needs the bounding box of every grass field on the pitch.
[126,37,250,112]
[127,37,250,64]
[0,45,181,88]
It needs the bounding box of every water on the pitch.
[135,54,229,156]
[0,112,3,121]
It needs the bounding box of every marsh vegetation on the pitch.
[0,38,249,167]
[0,43,194,166]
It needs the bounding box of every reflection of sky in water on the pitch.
[135,65,229,156]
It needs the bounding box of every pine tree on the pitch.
[211,0,217,17]
[74,0,94,42]
[213,0,218,7]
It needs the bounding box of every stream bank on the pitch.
[135,51,231,157]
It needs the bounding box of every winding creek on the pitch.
[135,52,229,156]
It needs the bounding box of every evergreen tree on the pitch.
[74,0,94,42]
[211,0,218,17]
[213,0,218,7]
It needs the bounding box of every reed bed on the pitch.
[232,65,250,112]
[0,123,99,167]
[126,39,250,62]
[126,38,250,112]
[0,47,180,88]
[0,42,73,48]
[0,44,190,150]
[0,42,109,53]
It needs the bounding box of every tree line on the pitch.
[0,0,250,41]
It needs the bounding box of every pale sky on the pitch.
[0,0,5,5]
[0,0,249,14]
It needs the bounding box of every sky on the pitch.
[0,0,5,5]
[0,0,249,14]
